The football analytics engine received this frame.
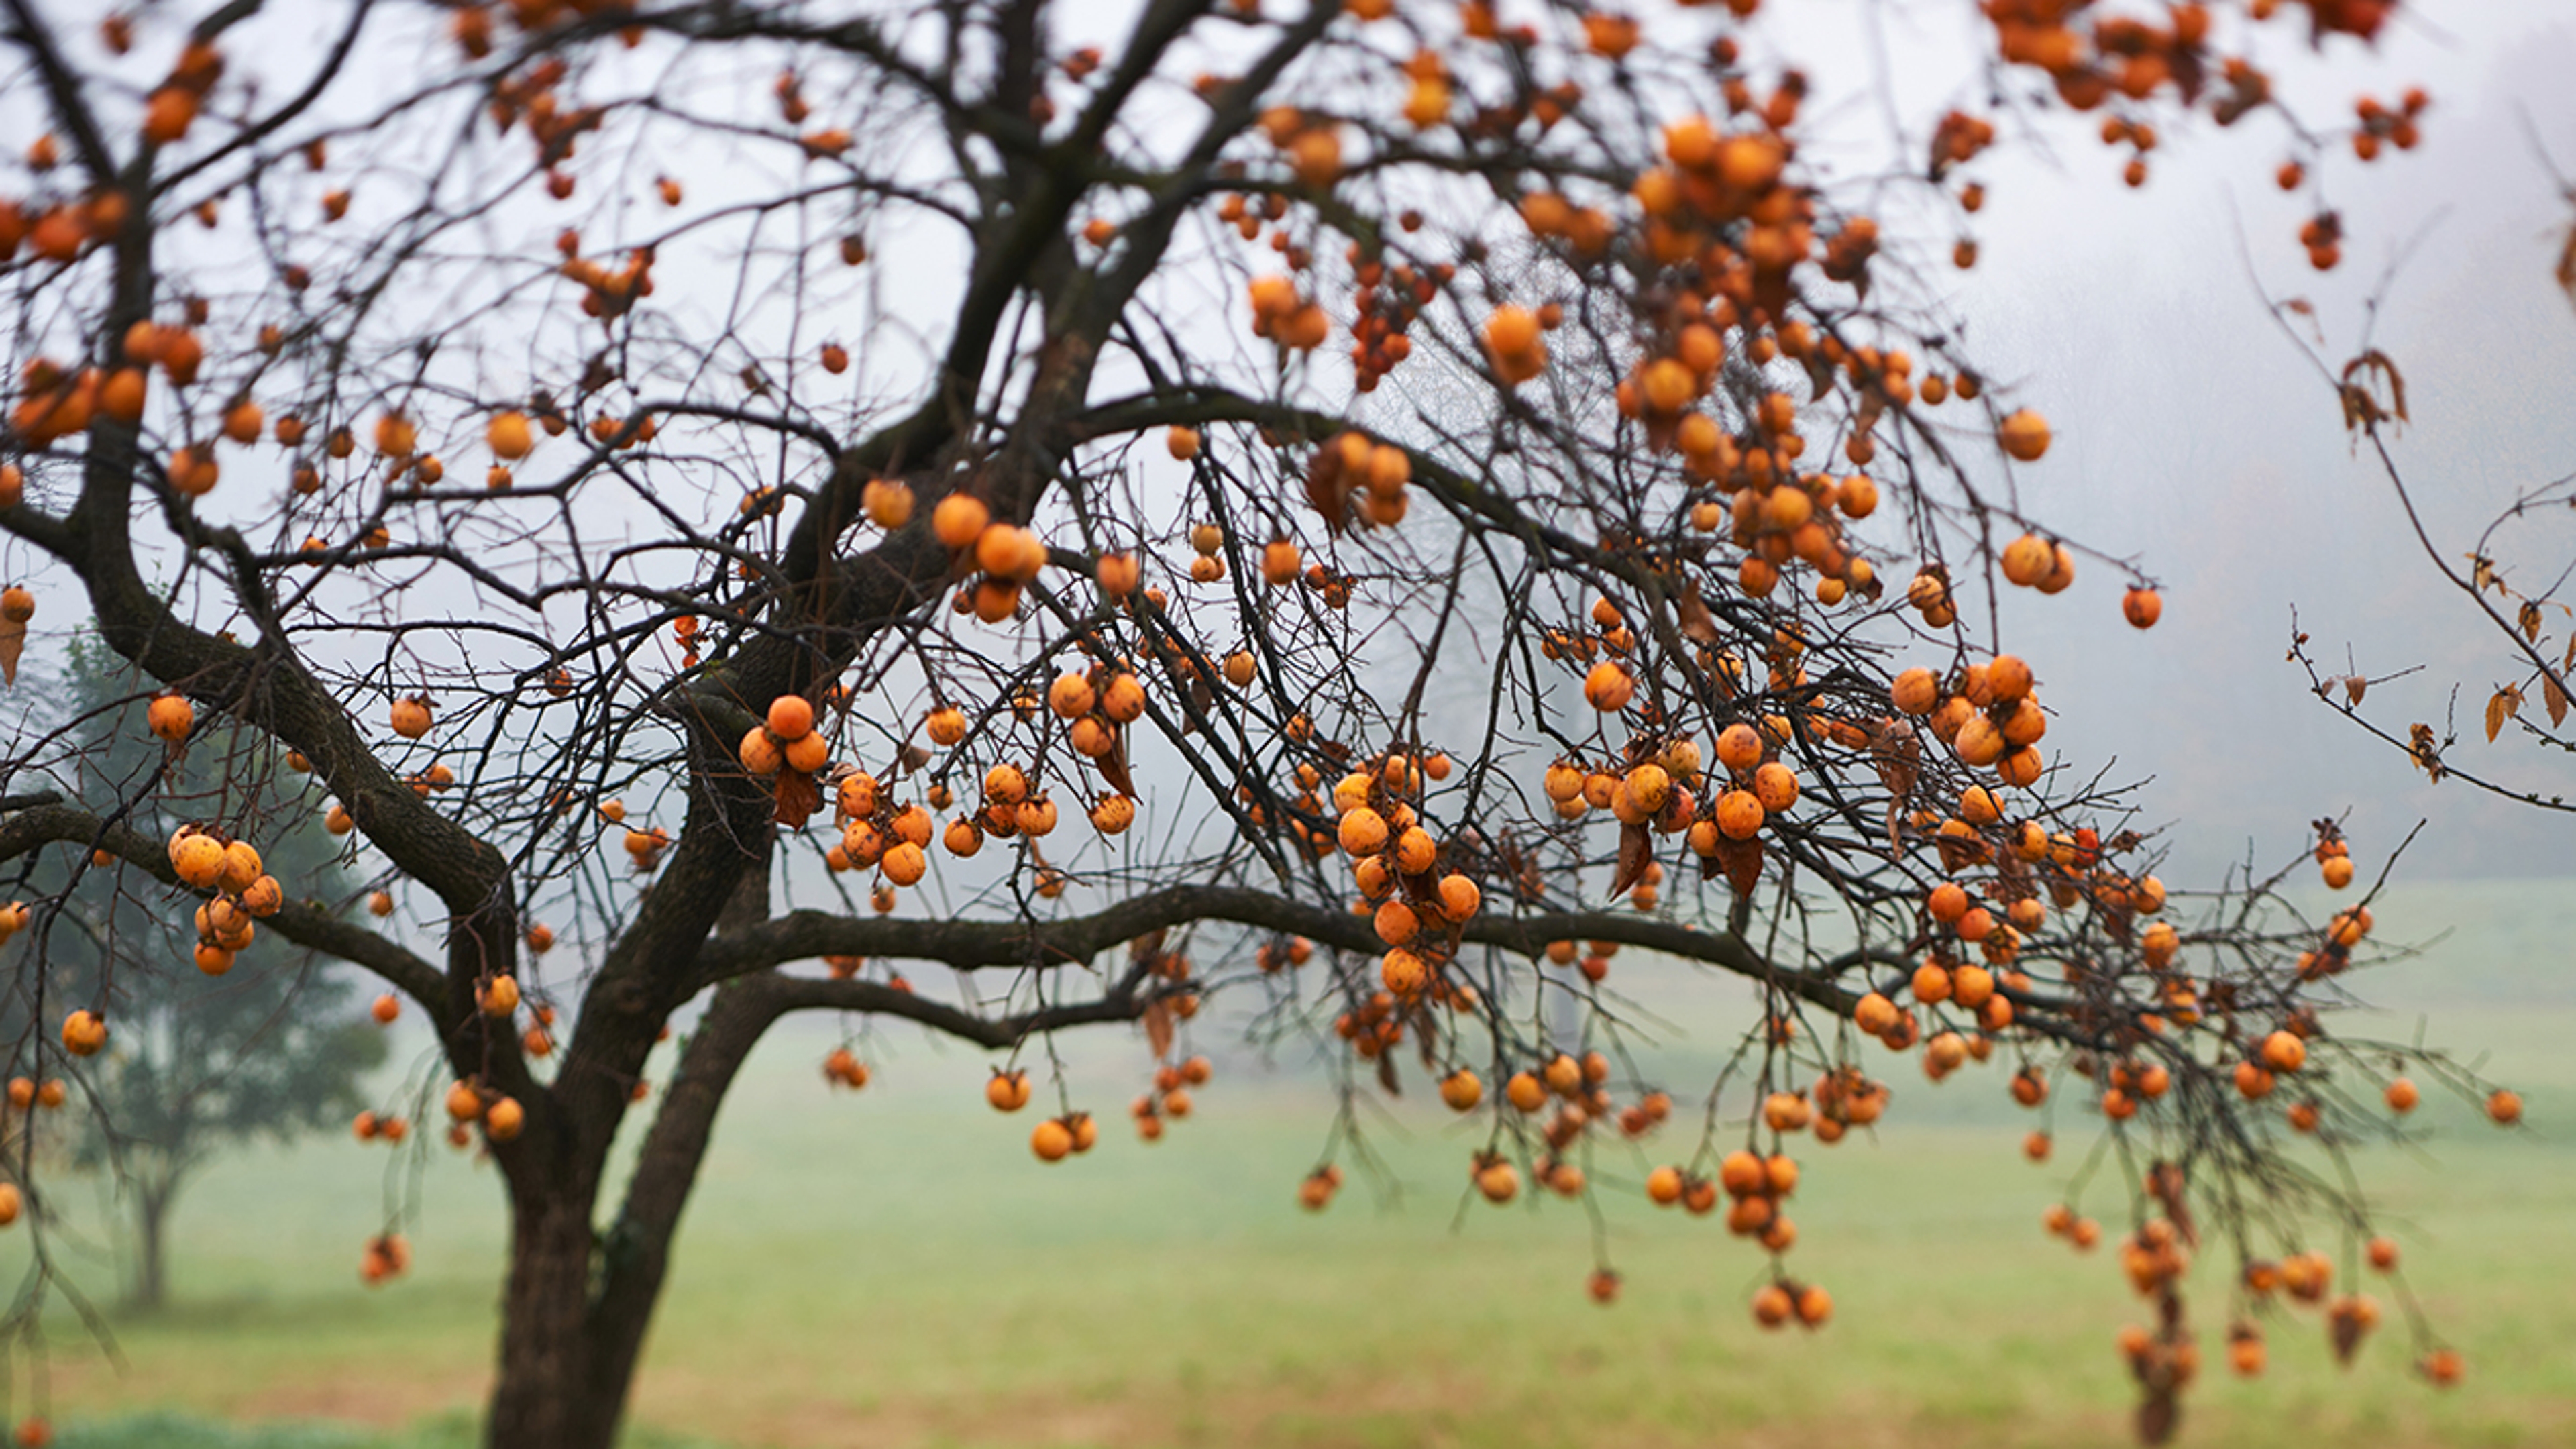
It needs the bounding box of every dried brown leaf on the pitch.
[2520,600,2545,643]
[1142,999,1174,1061]
[1609,822,1652,900]
[1305,447,1352,535]
[1675,582,1721,647]
[772,770,820,828]
[1099,729,1136,800]
[1716,836,1764,898]
[2485,686,2522,743]
[2546,676,2569,729]
[1805,353,1837,402]
[1862,717,1920,854]
[2344,674,2367,706]
[2359,349,2408,422]
[2409,722,2445,781]
[0,621,21,686]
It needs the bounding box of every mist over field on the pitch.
[14,872,2568,1449]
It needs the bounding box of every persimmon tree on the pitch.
[0,1,2529,1446]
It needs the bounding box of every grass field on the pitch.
[9,877,2573,1449]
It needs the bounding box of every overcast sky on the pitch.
[1835,5,2576,882]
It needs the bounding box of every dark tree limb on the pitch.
[687,881,1865,1014]
[0,801,447,1010]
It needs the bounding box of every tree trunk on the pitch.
[129,1181,170,1313]
[487,1183,623,1449]
[485,868,778,1448]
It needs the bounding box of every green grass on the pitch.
[42,1413,721,1448]
[12,876,2575,1448]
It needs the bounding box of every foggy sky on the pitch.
[1919,9,2576,882]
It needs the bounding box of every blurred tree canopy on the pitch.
[7,631,384,1311]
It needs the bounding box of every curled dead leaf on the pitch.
[1099,729,1136,800]
[1609,821,1652,900]
[1675,581,1721,647]
[2408,723,2445,782]
[1715,835,1764,898]
[772,769,820,828]
[2485,686,2522,743]
[2337,350,2408,433]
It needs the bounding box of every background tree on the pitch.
[5,630,386,1313]
[0,2,2530,1448]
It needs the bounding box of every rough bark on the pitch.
[487,1177,614,1449]
[582,975,786,1438]
[482,998,781,1449]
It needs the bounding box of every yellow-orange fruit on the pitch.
[1338,807,1389,856]
[1891,668,1940,716]
[1752,761,1799,812]
[1998,409,2050,462]
[147,693,195,742]
[932,494,990,549]
[1715,789,1764,840]
[2260,1030,2307,1073]
[1438,874,1481,920]
[881,841,927,886]
[169,830,226,889]
[1096,552,1140,598]
[61,1010,106,1056]
[1714,722,1764,773]
[1583,661,1633,712]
